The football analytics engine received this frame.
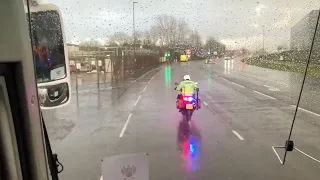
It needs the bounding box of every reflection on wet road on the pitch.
[44,61,320,180]
[177,120,201,174]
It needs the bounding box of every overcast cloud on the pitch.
[43,0,320,51]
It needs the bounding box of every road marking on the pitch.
[253,90,276,100]
[290,105,320,117]
[295,147,320,163]
[220,77,227,81]
[100,175,103,180]
[134,95,142,106]
[142,86,147,92]
[119,113,132,138]
[271,146,284,164]
[232,130,244,140]
[231,82,245,88]
[264,85,280,91]
[148,76,154,84]
[203,101,208,106]
[264,85,273,88]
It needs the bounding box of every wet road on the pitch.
[206,57,320,114]
[44,61,320,180]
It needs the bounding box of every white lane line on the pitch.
[232,130,244,140]
[142,86,147,92]
[119,113,132,138]
[271,146,284,164]
[290,105,320,117]
[264,85,280,91]
[100,175,103,180]
[295,147,320,163]
[231,82,245,88]
[134,95,142,106]
[253,90,276,100]
[148,77,154,84]
[264,85,274,88]
[220,77,227,81]
[203,101,208,106]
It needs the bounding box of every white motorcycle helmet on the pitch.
[183,75,191,81]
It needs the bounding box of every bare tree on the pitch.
[109,32,132,45]
[205,37,225,55]
[156,14,178,46]
[79,39,103,51]
[188,30,202,47]
[141,30,152,45]
[149,25,161,45]
[79,39,102,47]
[176,19,189,45]
[186,30,203,55]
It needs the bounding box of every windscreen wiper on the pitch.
[40,112,63,180]
[281,9,320,165]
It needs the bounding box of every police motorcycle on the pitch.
[174,82,201,122]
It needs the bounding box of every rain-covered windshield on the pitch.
[26,0,320,179]
[29,10,66,83]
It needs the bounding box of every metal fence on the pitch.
[68,47,162,96]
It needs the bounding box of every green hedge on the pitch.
[245,58,320,77]
[190,56,206,60]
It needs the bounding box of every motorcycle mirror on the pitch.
[195,82,198,85]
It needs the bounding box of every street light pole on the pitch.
[256,1,266,58]
[262,25,265,56]
[133,1,138,59]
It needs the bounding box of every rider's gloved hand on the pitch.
[174,87,177,90]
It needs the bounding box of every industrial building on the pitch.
[290,10,319,50]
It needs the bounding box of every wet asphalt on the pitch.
[43,60,320,180]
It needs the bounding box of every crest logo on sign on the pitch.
[121,165,136,179]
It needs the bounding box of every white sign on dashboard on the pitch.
[101,153,149,180]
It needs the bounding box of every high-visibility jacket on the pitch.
[176,80,197,96]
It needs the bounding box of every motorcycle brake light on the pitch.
[183,97,193,101]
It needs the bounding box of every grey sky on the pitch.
[45,0,319,51]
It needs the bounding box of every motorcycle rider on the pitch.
[175,75,198,111]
